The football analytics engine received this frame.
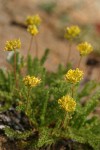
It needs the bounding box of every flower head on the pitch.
[65,68,84,84]
[26,14,41,26]
[77,42,93,56]
[4,39,21,51]
[23,75,41,88]
[27,25,39,36]
[64,25,81,40]
[58,95,76,112]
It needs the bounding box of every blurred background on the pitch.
[0,0,100,80]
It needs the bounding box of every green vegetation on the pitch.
[0,14,100,150]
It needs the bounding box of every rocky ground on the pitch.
[0,0,100,149]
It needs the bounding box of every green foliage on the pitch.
[7,51,24,74]
[4,126,32,139]
[68,127,100,150]
[0,51,24,112]
[40,48,50,65]
[36,127,54,148]
[0,49,100,150]
[78,81,97,98]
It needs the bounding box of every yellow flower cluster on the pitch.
[65,68,84,84]
[64,25,81,40]
[26,14,41,36]
[27,25,39,36]
[4,39,21,51]
[77,42,93,56]
[26,14,41,26]
[58,95,76,112]
[23,75,41,88]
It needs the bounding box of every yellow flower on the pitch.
[23,75,41,88]
[65,68,84,84]
[27,25,39,36]
[77,42,93,56]
[26,14,41,26]
[64,25,81,40]
[58,95,76,112]
[4,39,21,51]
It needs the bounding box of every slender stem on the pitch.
[34,36,38,58]
[62,112,72,129]
[26,87,31,115]
[66,41,72,65]
[14,49,17,87]
[40,91,49,125]
[71,85,74,98]
[77,56,82,68]
[98,70,100,81]
[27,35,33,55]
[63,113,68,128]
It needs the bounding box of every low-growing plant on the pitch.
[0,14,100,150]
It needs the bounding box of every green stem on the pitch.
[34,36,38,58]
[63,113,72,129]
[66,41,72,65]
[27,35,33,56]
[98,70,100,81]
[14,49,17,88]
[63,113,68,128]
[40,91,49,126]
[71,85,74,98]
[26,87,31,115]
